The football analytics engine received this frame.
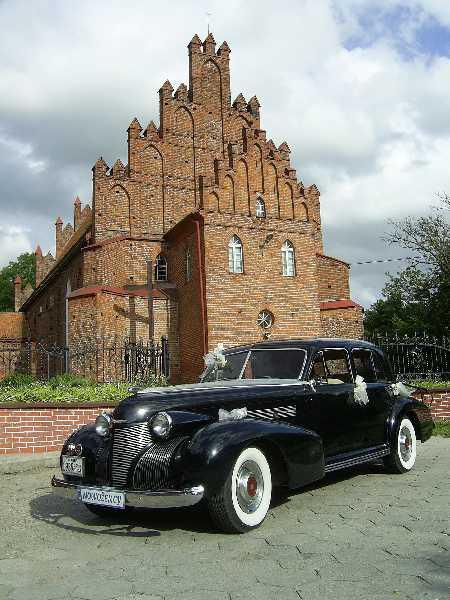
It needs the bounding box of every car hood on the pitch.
[113,379,311,423]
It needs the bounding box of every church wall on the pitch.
[25,251,85,348]
[317,254,351,302]
[203,213,321,354]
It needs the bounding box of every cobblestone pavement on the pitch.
[0,437,449,600]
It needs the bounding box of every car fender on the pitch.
[60,423,110,484]
[177,418,325,495]
[386,396,433,443]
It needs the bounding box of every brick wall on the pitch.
[1,390,448,454]
[203,213,321,356]
[320,305,364,339]
[26,250,85,347]
[0,313,27,340]
[413,389,450,421]
[0,404,113,454]
[317,254,350,301]
[165,217,205,383]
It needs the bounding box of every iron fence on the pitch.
[368,332,450,381]
[0,337,170,383]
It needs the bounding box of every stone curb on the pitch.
[0,451,60,475]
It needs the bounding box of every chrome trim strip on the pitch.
[325,446,390,473]
[138,380,311,395]
[51,476,204,509]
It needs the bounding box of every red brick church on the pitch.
[11,33,363,382]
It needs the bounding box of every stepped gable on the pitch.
[174,83,188,101]
[143,121,159,138]
[112,159,126,177]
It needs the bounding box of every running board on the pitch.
[325,445,390,473]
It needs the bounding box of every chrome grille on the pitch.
[111,422,153,487]
[133,436,186,490]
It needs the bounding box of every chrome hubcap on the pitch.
[399,426,413,462]
[236,460,264,514]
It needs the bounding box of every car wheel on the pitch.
[84,503,133,518]
[207,446,272,533]
[384,417,417,473]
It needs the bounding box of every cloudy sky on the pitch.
[1,0,450,307]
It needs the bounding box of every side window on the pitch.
[372,351,390,381]
[323,349,352,384]
[352,349,376,383]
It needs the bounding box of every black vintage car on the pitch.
[51,338,433,533]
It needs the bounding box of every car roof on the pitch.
[224,338,379,353]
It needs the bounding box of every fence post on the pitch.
[161,336,169,378]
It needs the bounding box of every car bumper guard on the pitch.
[51,475,204,509]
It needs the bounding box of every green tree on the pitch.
[365,194,450,338]
[0,253,36,312]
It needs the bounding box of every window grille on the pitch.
[257,310,274,329]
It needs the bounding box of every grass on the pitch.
[0,373,165,405]
[412,379,450,389]
[433,420,450,438]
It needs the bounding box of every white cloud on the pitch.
[0,0,450,307]
[0,225,32,268]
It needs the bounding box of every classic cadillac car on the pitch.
[51,338,433,533]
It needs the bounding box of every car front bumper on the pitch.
[51,475,205,509]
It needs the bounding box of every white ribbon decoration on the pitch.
[354,374,369,405]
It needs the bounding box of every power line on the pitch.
[350,256,419,266]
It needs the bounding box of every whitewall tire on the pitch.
[384,417,417,473]
[208,446,272,533]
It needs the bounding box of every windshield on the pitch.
[201,348,307,382]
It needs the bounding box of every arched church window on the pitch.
[228,235,243,273]
[155,254,168,281]
[256,197,266,218]
[281,240,296,277]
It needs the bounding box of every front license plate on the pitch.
[61,455,84,477]
[78,487,125,510]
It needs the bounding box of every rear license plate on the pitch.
[78,487,125,509]
[61,455,84,477]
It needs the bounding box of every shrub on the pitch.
[47,374,91,388]
[0,373,36,387]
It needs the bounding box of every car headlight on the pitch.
[150,412,172,439]
[95,412,112,437]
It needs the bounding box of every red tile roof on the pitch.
[320,299,363,311]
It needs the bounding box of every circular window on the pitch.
[257,310,274,329]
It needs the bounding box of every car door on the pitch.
[350,348,393,447]
[305,348,363,457]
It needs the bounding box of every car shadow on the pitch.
[30,462,389,536]
[30,490,217,537]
